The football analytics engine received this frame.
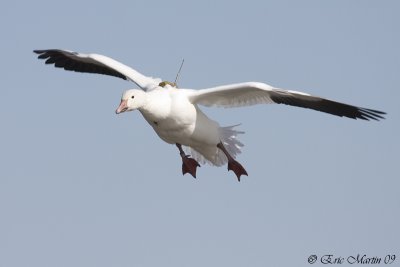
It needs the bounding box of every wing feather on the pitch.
[34,49,161,91]
[189,82,385,121]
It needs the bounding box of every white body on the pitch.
[134,85,243,166]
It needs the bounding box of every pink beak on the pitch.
[115,99,128,114]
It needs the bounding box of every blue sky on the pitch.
[0,1,399,267]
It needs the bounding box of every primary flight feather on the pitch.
[34,49,385,181]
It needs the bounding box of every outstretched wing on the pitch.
[34,49,161,91]
[188,82,385,121]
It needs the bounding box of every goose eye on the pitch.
[131,96,135,99]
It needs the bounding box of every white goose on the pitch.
[34,49,385,181]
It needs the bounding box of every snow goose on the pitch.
[34,49,386,181]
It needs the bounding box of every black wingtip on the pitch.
[33,49,51,59]
[33,49,129,81]
[33,49,48,55]
[358,108,386,121]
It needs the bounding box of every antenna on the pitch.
[174,59,185,87]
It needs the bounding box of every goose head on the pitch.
[115,89,147,114]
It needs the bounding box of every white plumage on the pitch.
[34,49,385,181]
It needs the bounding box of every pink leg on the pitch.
[176,144,200,178]
[217,142,248,181]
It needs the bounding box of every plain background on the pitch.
[0,1,399,266]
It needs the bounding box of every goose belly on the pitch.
[142,105,220,147]
[152,117,195,144]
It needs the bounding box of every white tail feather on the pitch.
[184,125,244,166]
